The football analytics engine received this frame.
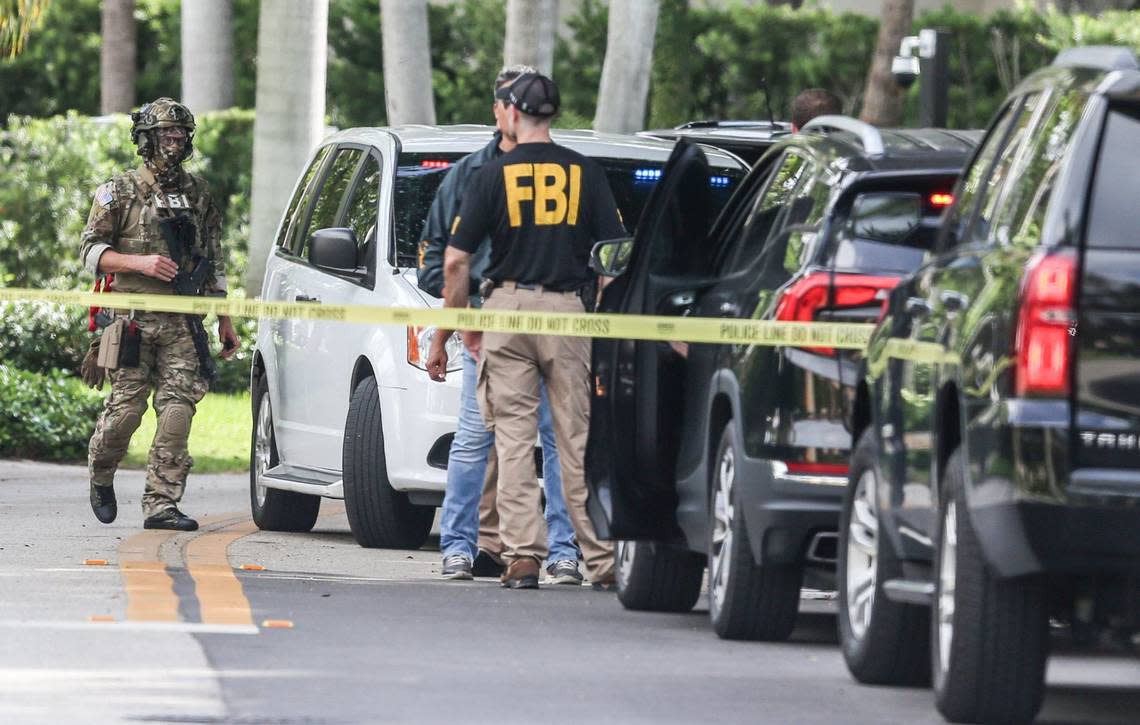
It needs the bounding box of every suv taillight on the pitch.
[774,272,899,355]
[1014,250,1076,397]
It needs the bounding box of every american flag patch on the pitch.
[95,182,114,206]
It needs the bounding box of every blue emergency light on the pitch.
[634,167,663,182]
[709,175,731,188]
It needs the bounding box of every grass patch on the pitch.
[124,392,251,473]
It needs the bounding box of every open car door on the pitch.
[587,140,720,540]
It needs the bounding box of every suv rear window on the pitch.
[1086,105,1140,249]
[826,180,957,274]
[393,151,745,267]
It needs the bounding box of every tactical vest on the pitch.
[109,166,210,295]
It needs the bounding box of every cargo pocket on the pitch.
[476,355,495,433]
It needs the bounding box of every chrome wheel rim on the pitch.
[845,469,878,641]
[710,444,736,615]
[937,501,958,677]
[253,394,273,508]
[616,540,635,590]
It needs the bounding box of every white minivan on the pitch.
[249,125,747,549]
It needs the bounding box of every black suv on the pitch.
[836,47,1140,723]
[587,117,978,641]
[638,120,792,165]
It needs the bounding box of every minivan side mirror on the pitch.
[309,227,360,274]
[590,237,634,277]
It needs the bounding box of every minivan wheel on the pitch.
[932,447,1048,724]
[708,424,802,641]
[342,376,434,549]
[250,376,321,532]
[837,433,929,685]
[615,540,704,612]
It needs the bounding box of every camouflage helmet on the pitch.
[130,97,196,159]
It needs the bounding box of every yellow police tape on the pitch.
[0,286,875,349]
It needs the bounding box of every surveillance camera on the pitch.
[891,55,920,89]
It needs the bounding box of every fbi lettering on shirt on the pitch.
[503,163,582,227]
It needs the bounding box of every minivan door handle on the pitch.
[940,290,969,312]
[905,297,932,318]
[295,294,321,303]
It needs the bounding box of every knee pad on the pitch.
[102,408,143,448]
[155,402,193,448]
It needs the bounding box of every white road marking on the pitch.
[0,620,260,635]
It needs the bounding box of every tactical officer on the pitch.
[80,98,239,531]
[441,73,625,590]
[419,65,582,585]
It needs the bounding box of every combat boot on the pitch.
[89,483,117,524]
[143,507,199,531]
[500,558,540,589]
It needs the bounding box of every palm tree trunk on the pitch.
[860,0,914,127]
[245,0,328,296]
[504,0,558,75]
[594,0,660,134]
[380,0,435,126]
[100,0,136,114]
[182,0,235,111]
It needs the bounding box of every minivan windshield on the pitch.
[393,151,744,267]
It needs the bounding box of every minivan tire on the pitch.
[837,432,929,685]
[932,447,1049,724]
[708,424,802,641]
[615,540,704,612]
[250,376,321,532]
[343,376,435,549]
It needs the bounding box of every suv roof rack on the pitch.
[674,120,788,130]
[801,115,885,157]
[1052,46,1139,72]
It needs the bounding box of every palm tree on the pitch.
[101,0,136,114]
[860,0,914,126]
[594,0,660,134]
[380,0,435,126]
[245,0,329,296]
[504,0,558,75]
[182,0,235,111]
[0,0,50,57]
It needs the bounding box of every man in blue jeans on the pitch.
[417,66,581,584]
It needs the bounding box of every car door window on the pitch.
[1086,104,1140,249]
[277,145,331,255]
[940,101,1020,251]
[341,153,382,268]
[300,147,364,259]
[727,151,813,270]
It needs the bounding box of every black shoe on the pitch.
[441,553,473,580]
[471,549,505,578]
[143,508,199,531]
[89,483,117,524]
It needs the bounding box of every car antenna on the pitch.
[760,77,776,128]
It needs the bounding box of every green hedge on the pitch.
[0,364,104,460]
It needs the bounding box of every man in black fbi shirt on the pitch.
[440,72,625,590]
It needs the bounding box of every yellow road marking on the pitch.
[261,619,294,629]
[185,520,260,626]
[84,559,108,566]
[117,530,181,622]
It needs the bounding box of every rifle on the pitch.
[157,214,218,383]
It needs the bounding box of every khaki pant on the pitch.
[478,285,613,581]
[88,312,208,517]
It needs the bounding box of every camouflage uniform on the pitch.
[81,100,227,518]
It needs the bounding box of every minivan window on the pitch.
[276,146,331,252]
[394,150,745,268]
[1086,105,1140,249]
[342,154,382,268]
[302,147,364,258]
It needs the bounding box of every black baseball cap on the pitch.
[495,73,560,117]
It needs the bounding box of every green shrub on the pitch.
[0,364,104,460]
[0,301,91,374]
[0,110,253,290]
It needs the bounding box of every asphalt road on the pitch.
[1,460,1137,724]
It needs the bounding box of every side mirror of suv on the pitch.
[309,227,360,274]
[590,237,634,277]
